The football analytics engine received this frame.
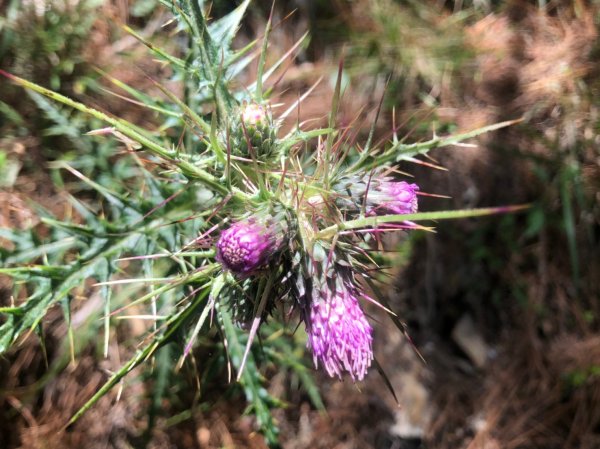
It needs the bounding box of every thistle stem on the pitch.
[315,205,530,239]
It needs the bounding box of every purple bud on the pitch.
[368,180,419,216]
[216,218,277,275]
[335,175,419,219]
[305,280,373,381]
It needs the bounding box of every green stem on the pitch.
[315,205,530,239]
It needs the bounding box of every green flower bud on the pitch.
[225,102,279,159]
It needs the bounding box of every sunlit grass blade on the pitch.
[248,31,310,94]
[94,68,181,119]
[324,58,344,188]
[255,2,274,102]
[122,25,188,70]
[217,306,280,446]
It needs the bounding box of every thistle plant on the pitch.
[0,0,526,446]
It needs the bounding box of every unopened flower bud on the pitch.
[225,102,279,159]
[216,210,291,275]
[241,102,268,126]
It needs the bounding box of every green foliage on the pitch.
[0,0,102,90]
[345,0,472,103]
[564,365,600,389]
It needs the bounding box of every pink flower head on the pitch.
[241,103,267,126]
[334,175,419,219]
[305,280,373,381]
[216,218,277,275]
[368,180,419,216]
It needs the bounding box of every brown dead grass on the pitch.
[400,3,600,449]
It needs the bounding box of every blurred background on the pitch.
[1,0,599,448]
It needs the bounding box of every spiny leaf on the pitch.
[208,0,251,50]
[0,232,142,353]
[360,118,522,171]
[218,306,280,446]
[3,238,79,265]
[0,70,232,197]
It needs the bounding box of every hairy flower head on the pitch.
[369,180,419,215]
[305,277,373,381]
[216,208,292,276]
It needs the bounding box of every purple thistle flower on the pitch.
[335,175,419,218]
[305,279,373,381]
[368,180,419,216]
[216,218,278,275]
